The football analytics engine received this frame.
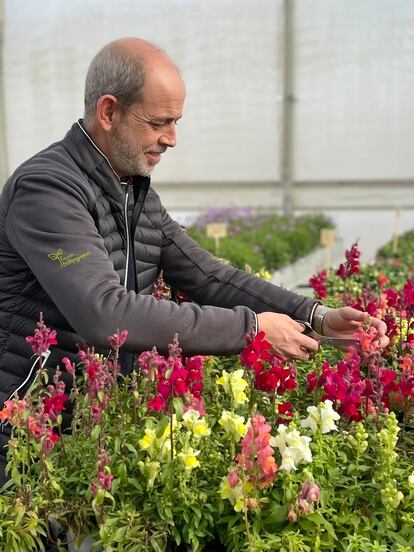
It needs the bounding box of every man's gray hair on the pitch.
[83,43,147,122]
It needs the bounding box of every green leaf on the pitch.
[117,462,127,480]
[319,488,330,508]
[263,503,289,531]
[150,536,164,552]
[172,526,181,545]
[388,532,410,546]
[172,397,184,420]
[91,425,101,441]
[125,443,138,455]
[155,416,170,439]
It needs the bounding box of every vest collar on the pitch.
[62,120,151,204]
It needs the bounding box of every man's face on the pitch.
[108,65,186,177]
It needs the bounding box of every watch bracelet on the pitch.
[312,306,332,335]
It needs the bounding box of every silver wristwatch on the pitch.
[312,306,332,335]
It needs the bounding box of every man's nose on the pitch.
[159,123,177,148]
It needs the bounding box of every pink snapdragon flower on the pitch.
[26,312,57,355]
[91,446,113,496]
[108,329,129,351]
[236,413,278,488]
[145,336,205,413]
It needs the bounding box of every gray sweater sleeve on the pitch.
[5,175,258,356]
[159,207,316,321]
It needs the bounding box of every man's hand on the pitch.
[257,312,319,361]
[321,306,389,348]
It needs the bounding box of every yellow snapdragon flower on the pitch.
[219,410,247,441]
[217,369,248,405]
[220,478,253,512]
[255,268,272,280]
[138,459,160,489]
[182,409,211,439]
[139,429,157,456]
[139,420,177,462]
[179,447,201,470]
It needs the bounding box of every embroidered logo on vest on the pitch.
[48,248,91,268]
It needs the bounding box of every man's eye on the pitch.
[151,122,164,129]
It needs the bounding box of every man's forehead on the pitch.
[140,69,185,107]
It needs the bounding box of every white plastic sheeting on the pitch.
[294,0,414,180]
[3,0,283,181]
[3,0,414,183]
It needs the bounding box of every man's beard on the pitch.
[109,122,152,177]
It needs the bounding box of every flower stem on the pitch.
[170,399,174,462]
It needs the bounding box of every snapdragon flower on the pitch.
[217,369,248,405]
[271,424,312,471]
[220,477,254,512]
[138,459,161,489]
[219,410,247,441]
[301,400,340,434]
[139,418,178,462]
[237,414,278,486]
[182,409,211,439]
[178,447,201,470]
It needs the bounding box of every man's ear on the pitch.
[95,95,119,131]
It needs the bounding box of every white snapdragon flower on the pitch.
[270,424,312,471]
[301,400,340,434]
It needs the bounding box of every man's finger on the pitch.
[370,318,387,336]
[299,335,319,353]
[342,307,369,321]
[298,346,310,361]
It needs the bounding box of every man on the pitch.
[0,38,388,484]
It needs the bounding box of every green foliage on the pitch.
[377,229,414,267]
[187,212,333,272]
[1,245,414,551]
[2,349,414,551]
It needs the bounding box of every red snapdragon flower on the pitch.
[309,270,328,300]
[43,392,69,421]
[241,332,297,394]
[240,331,273,372]
[336,242,360,280]
[43,428,59,455]
[378,274,388,288]
[383,288,399,309]
[276,401,294,425]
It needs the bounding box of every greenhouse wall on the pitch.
[1,0,413,223]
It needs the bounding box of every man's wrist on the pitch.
[311,305,332,335]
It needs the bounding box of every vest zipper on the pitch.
[123,184,130,289]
